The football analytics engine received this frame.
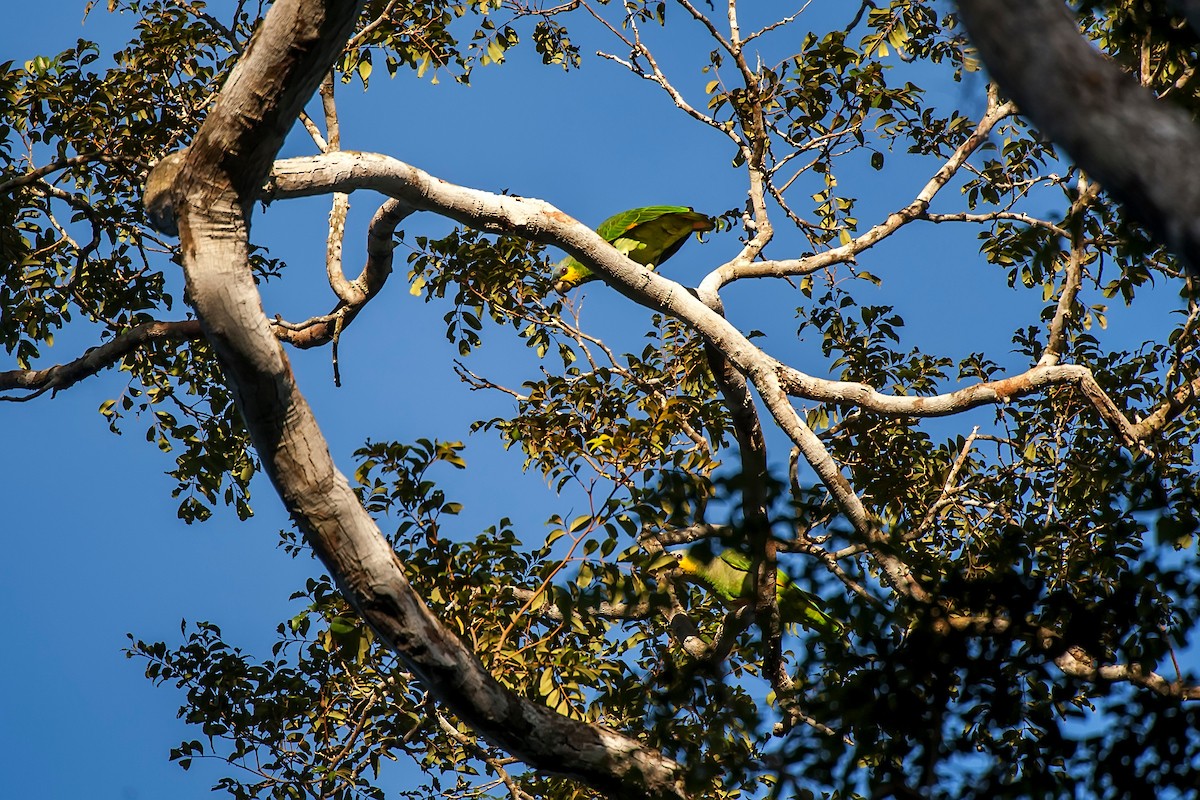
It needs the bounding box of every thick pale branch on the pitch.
[263,155,870,526]
[262,156,770,373]
[262,150,1158,597]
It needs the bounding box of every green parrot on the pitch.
[552,205,715,293]
[674,544,843,635]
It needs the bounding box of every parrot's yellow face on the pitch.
[674,548,703,575]
[551,259,592,294]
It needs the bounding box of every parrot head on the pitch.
[551,257,592,294]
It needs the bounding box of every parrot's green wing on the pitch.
[552,205,715,293]
[677,543,749,605]
[676,544,843,636]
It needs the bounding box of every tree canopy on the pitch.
[4,2,1200,799]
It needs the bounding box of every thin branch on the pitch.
[320,72,341,149]
[317,73,355,303]
[326,193,355,302]
[274,196,411,348]
[699,92,1017,292]
[0,152,134,195]
[744,2,811,44]
[435,713,537,800]
[346,0,403,50]
[910,427,982,539]
[675,0,735,53]
[649,523,733,547]
[753,375,930,599]
[299,112,329,151]
[1039,177,1100,367]
[0,320,203,399]
[920,210,1070,240]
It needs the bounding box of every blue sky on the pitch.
[1,3,1196,798]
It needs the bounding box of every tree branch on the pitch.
[144,2,689,797]
[274,196,409,348]
[262,150,1161,599]
[0,152,135,195]
[937,613,1200,700]
[776,362,1144,452]
[699,91,1015,292]
[0,320,203,399]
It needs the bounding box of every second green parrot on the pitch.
[674,543,843,635]
[552,205,715,293]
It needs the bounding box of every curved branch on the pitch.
[274,196,409,348]
[0,192,407,395]
[262,150,1157,598]
[776,362,1143,451]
